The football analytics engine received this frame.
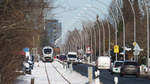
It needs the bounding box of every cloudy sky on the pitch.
[47,0,112,36]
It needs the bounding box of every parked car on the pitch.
[77,57,83,64]
[96,56,111,70]
[28,60,34,69]
[23,62,32,74]
[22,54,34,74]
[59,55,67,62]
[111,61,124,74]
[120,61,139,77]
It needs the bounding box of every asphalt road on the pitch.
[73,63,150,84]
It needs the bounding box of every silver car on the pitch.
[120,61,139,77]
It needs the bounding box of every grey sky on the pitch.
[47,0,112,36]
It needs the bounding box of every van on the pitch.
[67,52,78,63]
[96,56,111,70]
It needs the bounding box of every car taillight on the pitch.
[121,72,125,74]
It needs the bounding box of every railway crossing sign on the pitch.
[133,42,137,46]
[133,42,143,56]
[86,46,91,54]
[114,45,119,53]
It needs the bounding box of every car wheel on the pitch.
[136,74,139,77]
[28,70,31,74]
[111,72,114,75]
[120,73,123,77]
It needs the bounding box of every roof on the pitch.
[68,52,77,55]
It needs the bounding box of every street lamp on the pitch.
[128,0,137,61]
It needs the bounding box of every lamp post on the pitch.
[144,0,150,69]
[128,0,137,61]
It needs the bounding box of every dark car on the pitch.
[59,55,67,61]
[120,61,139,77]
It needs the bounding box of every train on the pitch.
[42,46,54,62]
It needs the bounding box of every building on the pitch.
[45,19,62,47]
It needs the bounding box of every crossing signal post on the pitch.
[133,42,143,61]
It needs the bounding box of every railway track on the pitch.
[44,62,71,84]
[44,63,51,84]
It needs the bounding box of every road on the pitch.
[73,63,150,84]
[99,70,150,84]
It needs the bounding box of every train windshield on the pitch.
[44,49,52,54]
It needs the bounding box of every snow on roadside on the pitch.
[15,60,94,84]
[15,74,31,84]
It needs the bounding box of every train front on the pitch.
[42,46,53,62]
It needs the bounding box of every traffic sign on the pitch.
[133,42,137,46]
[133,43,143,56]
[24,48,29,52]
[114,45,119,53]
[86,46,91,54]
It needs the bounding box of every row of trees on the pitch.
[0,0,53,84]
[62,0,150,64]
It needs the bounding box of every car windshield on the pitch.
[124,62,138,66]
[68,55,76,58]
[115,62,123,67]
[60,55,66,58]
[44,49,52,54]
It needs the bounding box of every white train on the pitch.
[42,46,53,62]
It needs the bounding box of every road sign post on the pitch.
[114,76,118,84]
[114,45,119,61]
[69,62,73,73]
[31,78,34,84]
[88,67,93,83]
[95,70,100,84]
[86,46,92,63]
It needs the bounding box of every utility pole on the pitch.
[144,0,150,68]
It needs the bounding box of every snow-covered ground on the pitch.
[15,60,92,84]
[51,60,89,84]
